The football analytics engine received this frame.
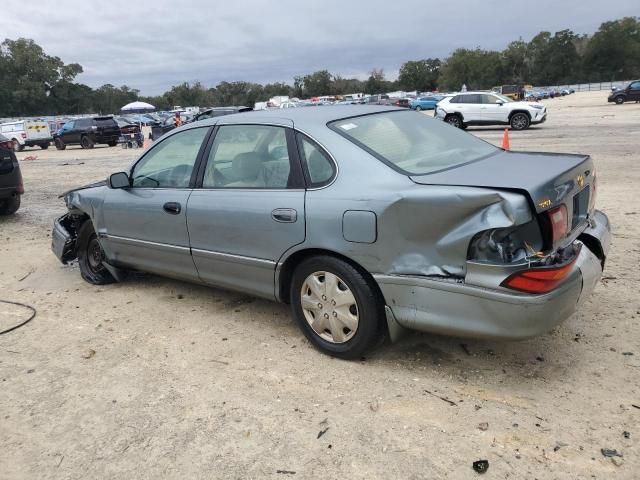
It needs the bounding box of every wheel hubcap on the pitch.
[300,271,359,344]
[513,115,527,129]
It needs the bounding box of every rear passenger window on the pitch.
[202,125,294,189]
[297,133,335,187]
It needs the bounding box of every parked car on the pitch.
[52,107,610,359]
[0,120,52,151]
[608,80,640,104]
[115,118,143,147]
[367,94,393,105]
[193,107,253,123]
[0,133,23,215]
[53,117,121,150]
[393,98,411,108]
[410,96,442,111]
[435,91,547,130]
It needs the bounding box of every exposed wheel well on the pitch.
[277,248,387,306]
[508,110,531,120]
[444,112,463,121]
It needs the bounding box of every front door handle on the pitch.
[271,208,297,223]
[163,202,182,215]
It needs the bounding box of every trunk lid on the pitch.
[410,150,596,247]
[411,150,594,211]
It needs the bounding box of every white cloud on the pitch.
[2,0,638,94]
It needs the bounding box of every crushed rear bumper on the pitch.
[375,210,610,340]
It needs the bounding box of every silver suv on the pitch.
[435,91,547,130]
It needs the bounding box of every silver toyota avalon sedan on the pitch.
[52,106,611,358]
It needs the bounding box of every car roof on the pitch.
[191,105,403,130]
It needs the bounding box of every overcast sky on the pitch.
[2,0,638,95]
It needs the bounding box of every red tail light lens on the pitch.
[501,256,577,294]
[21,133,27,139]
[547,205,568,243]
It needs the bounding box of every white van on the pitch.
[0,120,52,151]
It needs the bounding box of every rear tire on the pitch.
[12,140,24,152]
[55,138,66,150]
[445,114,463,129]
[80,136,94,149]
[0,195,20,215]
[40,144,49,150]
[290,255,384,359]
[510,112,530,130]
[76,221,116,285]
[615,96,625,105]
[108,141,117,147]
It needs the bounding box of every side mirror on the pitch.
[496,100,504,106]
[109,172,130,189]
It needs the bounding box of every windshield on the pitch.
[493,93,513,103]
[328,111,498,175]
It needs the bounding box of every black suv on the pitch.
[53,117,121,149]
[0,134,23,215]
[608,80,640,104]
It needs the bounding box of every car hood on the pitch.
[59,179,107,198]
[409,150,594,213]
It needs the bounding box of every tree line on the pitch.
[1,16,638,117]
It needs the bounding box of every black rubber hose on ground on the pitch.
[0,300,36,335]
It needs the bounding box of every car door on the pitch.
[628,81,640,101]
[453,94,482,122]
[99,126,211,280]
[187,122,306,299]
[481,93,507,122]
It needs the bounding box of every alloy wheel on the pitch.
[300,271,359,344]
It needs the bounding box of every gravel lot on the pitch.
[1,91,639,479]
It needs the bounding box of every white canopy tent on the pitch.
[120,101,155,113]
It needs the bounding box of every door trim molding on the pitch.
[103,234,190,253]
[191,248,276,268]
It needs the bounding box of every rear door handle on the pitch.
[163,202,181,215]
[271,208,297,223]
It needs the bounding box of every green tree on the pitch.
[398,59,441,91]
[583,17,640,81]
[365,68,385,94]
[301,70,332,97]
[0,38,83,116]
[438,49,502,90]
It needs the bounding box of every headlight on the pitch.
[531,105,544,110]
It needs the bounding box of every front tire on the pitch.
[0,195,20,215]
[13,140,24,152]
[510,112,530,130]
[615,96,625,105]
[40,144,49,150]
[445,114,463,129]
[415,106,422,111]
[108,141,117,147]
[80,136,94,149]
[290,256,384,359]
[77,221,116,285]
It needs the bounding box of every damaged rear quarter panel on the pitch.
[300,176,531,279]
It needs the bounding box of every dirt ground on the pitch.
[1,91,639,479]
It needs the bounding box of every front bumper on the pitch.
[51,215,77,264]
[375,210,610,340]
[531,110,547,124]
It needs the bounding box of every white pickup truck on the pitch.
[0,120,52,151]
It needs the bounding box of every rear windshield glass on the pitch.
[328,111,498,175]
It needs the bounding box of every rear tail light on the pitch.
[547,205,568,243]
[21,133,27,139]
[501,255,578,294]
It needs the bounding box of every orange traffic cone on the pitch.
[501,128,510,150]
[143,136,152,150]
